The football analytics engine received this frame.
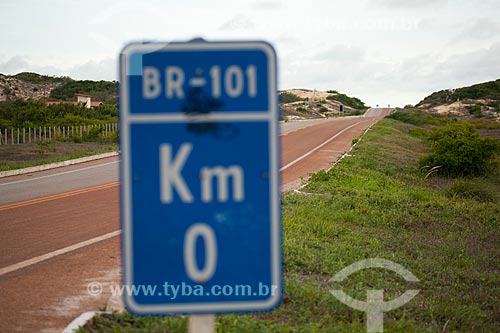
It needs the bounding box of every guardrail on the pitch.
[0,123,118,145]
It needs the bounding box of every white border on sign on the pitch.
[119,41,281,314]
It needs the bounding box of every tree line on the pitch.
[0,99,117,129]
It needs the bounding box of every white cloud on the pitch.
[312,45,365,62]
[68,58,117,81]
[437,42,500,85]
[0,55,116,81]
[453,17,500,41]
[368,0,448,9]
[219,14,255,31]
[0,56,63,77]
[251,1,282,10]
[1,0,499,107]
[0,56,29,74]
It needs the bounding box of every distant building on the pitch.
[76,93,91,108]
[46,93,103,108]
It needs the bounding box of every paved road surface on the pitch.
[0,118,336,205]
[0,109,391,332]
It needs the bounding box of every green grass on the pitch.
[280,92,306,104]
[80,117,499,332]
[0,142,117,171]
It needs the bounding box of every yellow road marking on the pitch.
[0,181,119,212]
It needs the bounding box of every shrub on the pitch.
[279,92,305,104]
[387,110,447,126]
[14,72,70,84]
[82,126,104,142]
[419,122,500,177]
[326,93,365,109]
[467,104,482,117]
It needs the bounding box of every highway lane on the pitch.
[0,109,391,332]
[0,157,120,205]
[0,117,334,206]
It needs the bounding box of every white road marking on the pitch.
[0,116,376,276]
[280,121,363,172]
[0,161,119,187]
[0,230,121,276]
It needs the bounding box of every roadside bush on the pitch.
[82,126,103,142]
[388,109,447,126]
[101,131,118,144]
[419,122,500,177]
[279,92,305,104]
[326,93,365,109]
[467,104,483,117]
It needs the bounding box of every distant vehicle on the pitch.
[388,104,390,107]
[376,104,379,107]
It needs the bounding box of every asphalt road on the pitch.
[0,108,391,332]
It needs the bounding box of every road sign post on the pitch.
[119,41,281,315]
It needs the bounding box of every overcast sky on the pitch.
[1,0,499,106]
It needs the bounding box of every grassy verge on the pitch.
[0,141,118,171]
[79,115,499,333]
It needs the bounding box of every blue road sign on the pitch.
[119,41,281,314]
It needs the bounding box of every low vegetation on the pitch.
[0,141,117,171]
[279,89,367,119]
[417,79,500,108]
[387,109,447,126]
[79,110,499,332]
[326,90,366,110]
[49,80,118,104]
[13,72,71,84]
[419,122,500,177]
[0,99,117,129]
[279,92,306,104]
